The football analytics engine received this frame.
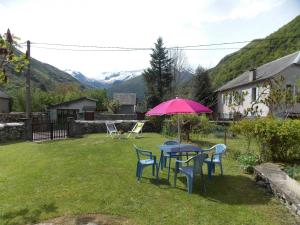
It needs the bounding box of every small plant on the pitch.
[283,165,300,181]
[238,152,260,174]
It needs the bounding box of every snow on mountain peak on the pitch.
[97,70,143,84]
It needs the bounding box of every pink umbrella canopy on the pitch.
[146,97,212,116]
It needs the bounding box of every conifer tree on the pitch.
[143,37,173,108]
[192,66,212,105]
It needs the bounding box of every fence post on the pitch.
[67,117,79,137]
[21,118,32,141]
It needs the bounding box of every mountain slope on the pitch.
[2,52,85,93]
[210,15,300,88]
[108,70,194,99]
[108,75,145,99]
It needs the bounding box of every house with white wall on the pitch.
[216,51,300,119]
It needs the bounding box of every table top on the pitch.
[159,143,204,153]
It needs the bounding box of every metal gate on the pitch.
[32,120,69,141]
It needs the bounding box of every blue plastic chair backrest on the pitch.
[163,140,180,145]
[192,153,206,174]
[133,144,151,161]
[213,144,227,161]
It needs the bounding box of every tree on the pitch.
[86,89,108,111]
[169,48,190,96]
[192,66,212,106]
[0,29,28,83]
[143,37,173,108]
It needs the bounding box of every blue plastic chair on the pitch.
[203,144,227,179]
[159,140,180,181]
[160,140,180,169]
[134,145,158,181]
[174,153,206,194]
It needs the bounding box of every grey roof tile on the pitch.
[217,51,300,92]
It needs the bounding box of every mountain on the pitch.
[3,52,85,93]
[65,69,143,89]
[65,70,109,88]
[210,15,300,89]
[108,70,194,99]
[98,70,143,84]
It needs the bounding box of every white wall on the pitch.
[218,84,269,118]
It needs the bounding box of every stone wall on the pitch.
[0,122,26,142]
[254,163,300,217]
[0,112,47,123]
[72,120,154,136]
[94,113,137,121]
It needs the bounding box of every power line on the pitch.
[19,35,300,50]
[30,46,140,52]
[28,45,300,52]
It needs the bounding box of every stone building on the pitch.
[113,93,136,114]
[48,97,97,121]
[0,90,10,113]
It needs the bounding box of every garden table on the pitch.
[159,144,206,182]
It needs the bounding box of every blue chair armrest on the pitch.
[138,149,154,158]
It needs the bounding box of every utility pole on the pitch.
[25,40,31,119]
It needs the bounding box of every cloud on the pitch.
[0,0,295,78]
[198,0,287,23]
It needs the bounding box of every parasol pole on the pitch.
[177,114,181,143]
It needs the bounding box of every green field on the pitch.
[0,133,298,225]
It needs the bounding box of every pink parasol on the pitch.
[146,97,212,141]
[146,97,212,116]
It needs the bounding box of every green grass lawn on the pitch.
[0,133,298,225]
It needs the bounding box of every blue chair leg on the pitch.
[212,163,215,173]
[187,175,193,194]
[164,156,167,168]
[220,163,223,175]
[167,156,172,182]
[174,161,179,187]
[136,162,139,178]
[152,164,155,176]
[207,163,213,180]
[138,165,143,181]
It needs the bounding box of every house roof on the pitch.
[216,51,300,92]
[0,90,10,99]
[48,97,97,109]
[113,93,136,105]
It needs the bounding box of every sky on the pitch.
[0,0,299,79]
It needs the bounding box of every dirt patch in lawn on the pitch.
[34,213,133,225]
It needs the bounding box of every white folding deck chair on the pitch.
[106,122,120,138]
[127,122,145,138]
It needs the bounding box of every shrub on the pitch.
[283,165,300,180]
[238,152,260,173]
[146,116,165,133]
[170,114,214,141]
[253,118,300,162]
[230,119,255,152]
[231,118,300,162]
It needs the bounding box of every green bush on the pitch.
[169,114,214,141]
[231,118,300,162]
[238,152,260,173]
[162,119,177,137]
[283,165,300,180]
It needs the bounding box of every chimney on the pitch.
[249,68,256,82]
